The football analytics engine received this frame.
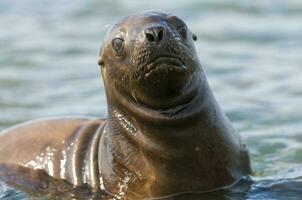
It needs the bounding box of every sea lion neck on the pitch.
[102,76,218,161]
[105,77,210,128]
[99,77,246,198]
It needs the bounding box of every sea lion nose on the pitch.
[144,25,164,43]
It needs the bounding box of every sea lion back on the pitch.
[0,118,106,192]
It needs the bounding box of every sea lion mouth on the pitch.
[131,52,196,109]
[143,56,187,78]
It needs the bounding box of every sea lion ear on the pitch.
[98,46,105,66]
[192,33,197,41]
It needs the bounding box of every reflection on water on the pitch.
[1,0,302,199]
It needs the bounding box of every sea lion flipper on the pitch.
[0,163,75,195]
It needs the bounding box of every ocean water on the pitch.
[1,0,302,199]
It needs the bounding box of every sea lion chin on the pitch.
[0,11,251,200]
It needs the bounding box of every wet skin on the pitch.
[0,11,251,199]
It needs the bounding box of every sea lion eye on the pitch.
[177,26,187,40]
[112,38,124,53]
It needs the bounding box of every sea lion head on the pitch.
[99,11,201,109]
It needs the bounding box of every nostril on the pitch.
[145,26,165,43]
[146,32,155,42]
[158,30,163,42]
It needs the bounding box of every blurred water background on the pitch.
[1,0,302,199]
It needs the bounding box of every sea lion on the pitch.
[0,11,251,199]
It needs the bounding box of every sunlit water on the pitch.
[1,0,302,199]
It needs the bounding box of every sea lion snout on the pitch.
[144,25,165,43]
